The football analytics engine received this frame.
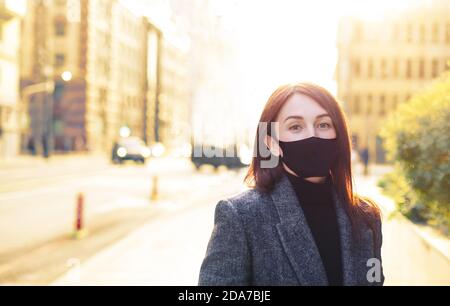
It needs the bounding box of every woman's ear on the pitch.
[264,135,282,157]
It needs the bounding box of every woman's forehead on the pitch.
[277,94,329,122]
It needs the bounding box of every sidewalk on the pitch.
[54,200,218,285]
[353,165,450,285]
[53,169,248,286]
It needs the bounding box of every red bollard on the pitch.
[76,193,84,232]
[73,193,87,239]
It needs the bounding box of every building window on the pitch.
[406,59,412,79]
[392,59,399,78]
[354,95,361,115]
[0,106,3,139]
[446,23,450,44]
[353,22,363,42]
[419,58,425,79]
[0,20,5,42]
[432,59,439,78]
[432,23,439,43]
[392,23,400,42]
[381,59,388,79]
[344,96,351,115]
[392,95,398,110]
[419,23,426,44]
[407,24,413,43]
[367,94,373,115]
[55,20,67,36]
[367,59,374,79]
[379,95,386,116]
[352,59,361,77]
[55,54,66,67]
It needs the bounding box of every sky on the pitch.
[219,0,414,93]
[121,0,415,96]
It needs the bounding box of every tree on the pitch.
[379,69,450,235]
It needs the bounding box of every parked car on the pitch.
[191,144,251,171]
[112,137,151,164]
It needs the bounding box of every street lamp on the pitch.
[61,71,73,82]
[151,142,165,158]
[119,126,131,138]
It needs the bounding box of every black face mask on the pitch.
[278,137,339,179]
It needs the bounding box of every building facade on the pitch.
[142,19,161,147]
[21,0,147,154]
[158,37,191,156]
[336,1,450,163]
[0,0,26,159]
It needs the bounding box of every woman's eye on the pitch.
[289,125,302,131]
[318,123,332,129]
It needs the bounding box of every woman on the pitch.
[198,83,384,286]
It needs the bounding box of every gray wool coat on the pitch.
[198,172,384,286]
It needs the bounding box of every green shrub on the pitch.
[379,70,450,236]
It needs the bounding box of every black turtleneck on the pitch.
[285,170,343,286]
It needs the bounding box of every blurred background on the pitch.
[0,0,448,285]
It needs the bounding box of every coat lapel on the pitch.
[332,190,358,286]
[271,172,358,286]
[271,173,328,286]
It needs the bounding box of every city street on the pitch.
[0,155,248,284]
[1,157,449,285]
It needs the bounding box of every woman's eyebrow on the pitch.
[283,114,331,123]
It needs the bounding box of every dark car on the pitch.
[112,137,151,164]
[191,144,251,171]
